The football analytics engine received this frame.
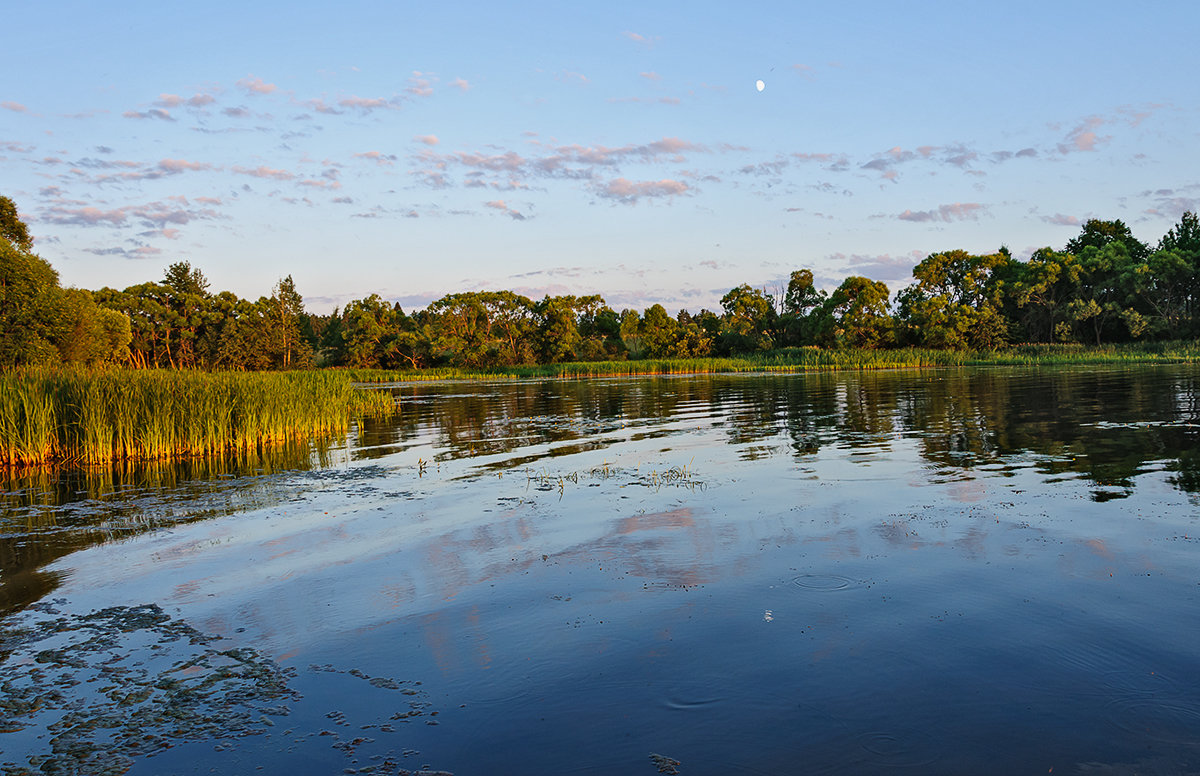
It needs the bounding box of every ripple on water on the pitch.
[791,573,865,592]
[855,729,939,769]
[1105,697,1200,744]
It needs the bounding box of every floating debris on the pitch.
[650,752,682,774]
[0,602,298,775]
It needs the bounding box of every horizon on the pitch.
[2,1,1197,314]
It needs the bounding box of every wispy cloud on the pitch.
[557,70,589,85]
[621,30,658,47]
[40,197,222,229]
[84,244,164,260]
[405,71,435,97]
[1042,213,1081,226]
[123,108,175,121]
[449,78,470,91]
[237,75,278,95]
[232,165,295,180]
[1,101,28,113]
[485,200,528,220]
[594,178,689,204]
[414,134,439,146]
[154,93,216,108]
[338,95,402,112]
[832,251,924,282]
[354,151,398,166]
[897,203,987,222]
[1057,116,1110,154]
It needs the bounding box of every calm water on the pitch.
[2,366,1200,775]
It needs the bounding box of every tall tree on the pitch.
[1066,219,1150,263]
[896,249,1013,349]
[0,196,34,253]
[819,276,893,349]
[718,284,776,353]
[268,275,307,368]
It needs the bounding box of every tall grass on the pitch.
[0,369,394,468]
[343,341,1200,383]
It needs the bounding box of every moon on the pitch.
[756,79,765,92]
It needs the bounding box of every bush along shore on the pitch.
[0,369,394,468]
[340,341,1200,382]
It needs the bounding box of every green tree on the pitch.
[819,276,893,348]
[718,284,776,354]
[160,262,211,368]
[0,199,70,366]
[0,195,34,253]
[1013,248,1083,342]
[779,269,827,346]
[640,304,679,358]
[896,249,1013,349]
[535,295,583,363]
[619,309,645,359]
[267,275,309,368]
[1066,219,1149,263]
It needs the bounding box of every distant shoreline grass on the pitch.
[1,369,394,469]
[341,341,1200,382]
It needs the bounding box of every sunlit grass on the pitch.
[0,369,394,468]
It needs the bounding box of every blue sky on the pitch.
[3,1,1198,314]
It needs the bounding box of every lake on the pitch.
[2,365,1199,775]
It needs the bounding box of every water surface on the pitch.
[2,366,1199,775]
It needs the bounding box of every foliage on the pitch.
[3,194,1200,374]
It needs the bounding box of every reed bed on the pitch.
[0,369,394,468]
[343,341,1200,383]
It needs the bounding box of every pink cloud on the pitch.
[406,72,434,97]
[155,93,216,108]
[450,78,470,91]
[595,178,689,204]
[1043,213,1082,226]
[338,95,397,111]
[237,75,277,95]
[298,178,341,190]
[40,198,221,229]
[304,98,341,115]
[123,108,174,121]
[157,158,212,173]
[833,251,924,282]
[1058,116,1110,154]
[484,200,527,220]
[232,165,295,180]
[897,203,987,222]
[2,101,28,113]
[622,30,658,47]
[640,71,662,81]
[414,134,439,146]
[355,150,398,165]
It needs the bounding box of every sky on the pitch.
[3,1,1198,315]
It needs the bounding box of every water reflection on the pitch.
[4,366,1199,616]
[3,365,1200,774]
[0,438,347,615]
[363,367,1200,500]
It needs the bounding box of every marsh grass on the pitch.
[343,341,1200,383]
[0,369,394,468]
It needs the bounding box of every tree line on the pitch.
[2,194,1199,370]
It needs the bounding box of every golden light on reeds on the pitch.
[1,369,394,468]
